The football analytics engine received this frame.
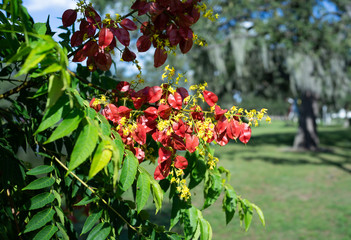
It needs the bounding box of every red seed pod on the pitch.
[80,20,96,38]
[98,27,114,48]
[179,38,193,54]
[154,48,167,68]
[157,104,172,119]
[214,105,227,120]
[116,81,130,92]
[147,86,163,103]
[239,123,252,144]
[120,18,137,31]
[167,27,181,46]
[131,0,151,16]
[122,47,136,62]
[203,90,218,107]
[85,6,101,25]
[72,49,86,62]
[168,92,182,110]
[95,51,112,71]
[87,57,97,72]
[70,31,84,47]
[131,124,147,145]
[174,155,188,170]
[82,41,99,57]
[227,119,243,140]
[171,134,186,151]
[153,13,169,31]
[62,9,77,27]
[176,87,189,102]
[111,27,130,47]
[136,35,152,52]
[185,134,199,153]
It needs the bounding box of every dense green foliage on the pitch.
[0,1,266,239]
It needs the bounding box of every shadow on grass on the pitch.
[248,128,351,149]
[224,127,351,174]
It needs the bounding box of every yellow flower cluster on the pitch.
[170,168,191,201]
[207,153,219,170]
[196,3,219,22]
[193,34,208,47]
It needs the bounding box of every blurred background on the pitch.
[22,0,351,239]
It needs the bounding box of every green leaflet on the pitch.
[81,210,103,235]
[26,165,54,176]
[52,190,61,207]
[33,22,47,35]
[112,131,124,187]
[199,217,212,240]
[28,192,55,210]
[136,171,150,213]
[54,206,65,225]
[74,195,99,206]
[44,108,84,144]
[252,203,265,227]
[183,206,199,238]
[46,74,64,109]
[56,222,69,240]
[242,199,253,232]
[86,222,111,240]
[119,150,138,191]
[31,63,62,78]
[34,94,70,134]
[88,141,112,179]
[188,159,206,189]
[69,119,99,171]
[203,171,223,209]
[24,208,55,233]
[22,177,55,190]
[150,179,163,214]
[33,225,58,240]
[222,184,237,224]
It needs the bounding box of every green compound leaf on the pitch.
[26,165,54,176]
[33,225,58,240]
[24,208,55,233]
[86,222,111,240]
[69,119,99,171]
[136,171,150,213]
[29,192,55,210]
[34,94,70,134]
[119,150,138,191]
[81,210,103,235]
[23,177,55,190]
[44,107,84,144]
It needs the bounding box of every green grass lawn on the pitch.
[199,121,351,240]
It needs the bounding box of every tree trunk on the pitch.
[293,91,319,150]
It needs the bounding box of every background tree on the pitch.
[0,1,267,239]
[96,0,351,150]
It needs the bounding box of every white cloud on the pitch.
[24,0,76,12]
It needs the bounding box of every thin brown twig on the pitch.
[39,143,146,238]
[66,69,114,96]
[6,189,23,240]
[0,80,36,100]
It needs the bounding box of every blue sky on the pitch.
[22,0,76,32]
